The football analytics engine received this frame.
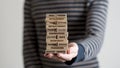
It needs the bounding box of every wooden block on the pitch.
[45,17,56,22]
[46,46,68,51]
[47,32,68,36]
[56,14,67,19]
[56,19,67,22]
[46,27,67,32]
[45,50,67,54]
[56,15,67,21]
[57,35,68,39]
[46,25,66,28]
[57,27,67,32]
[46,39,68,43]
[46,21,57,25]
[47,42,59,46]
[45,14,56,23]
[46,24,67,28]
[46,34,67,39]
[57,21,67,24]
[58,42,68,46]
[46,46,67,50]
[46,14,56,18]
[55,50,67,53]
[46,28,57,32]
[56,17,66,21]
[46,20,67,25]
[57,25,67,28]
[47,42,68,47]
[46,35,57,39]
[45,14,67,22]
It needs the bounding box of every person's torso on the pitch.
[30,0,98,68]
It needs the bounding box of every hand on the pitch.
[44,42,79,62]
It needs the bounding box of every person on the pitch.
[23,0,108,68]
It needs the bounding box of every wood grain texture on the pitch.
[45,14,68,53]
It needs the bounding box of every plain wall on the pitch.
[0,0,120,68]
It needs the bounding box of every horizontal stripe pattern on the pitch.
[23,0,108,68]
[76,0,108,61]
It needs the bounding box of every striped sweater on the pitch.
[23,0,108,68]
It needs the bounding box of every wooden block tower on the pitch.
[45,13,68,54]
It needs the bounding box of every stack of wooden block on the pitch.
[45,13,68,54]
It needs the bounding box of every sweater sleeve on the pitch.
[23,0,41,68]
[75,0,108,61]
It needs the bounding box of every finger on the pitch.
[44,53,54,58]
[68,43,78,56]
[69,46,78,58]
[44,54,66,62]
[44,53,66,62]
[68,43,74,47]
[57,53,73,61]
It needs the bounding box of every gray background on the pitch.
[0,0,120,68]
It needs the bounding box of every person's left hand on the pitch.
[44,42,79,62]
